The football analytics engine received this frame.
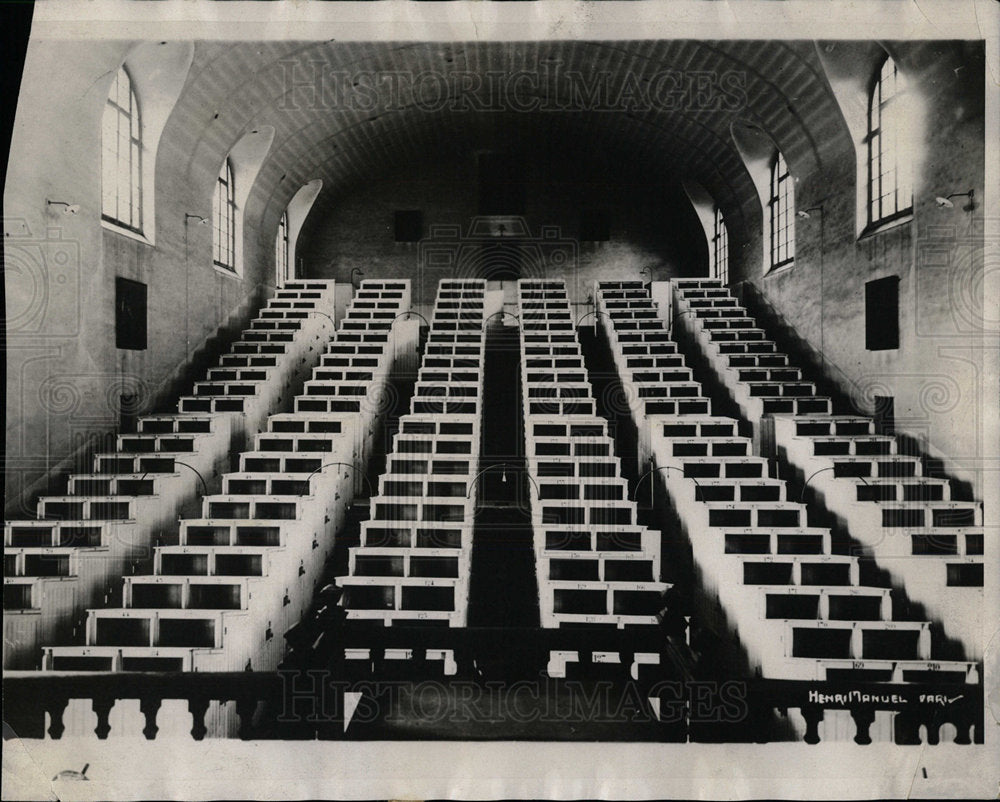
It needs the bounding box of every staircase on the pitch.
[41,281,414,691]
[337,280,486,649]
[672,278,984,660]
[595,280,980,741]
[518,279,668,679]
[3,281,338,669]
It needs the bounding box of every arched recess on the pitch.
[681,180,716,278]
[813,41,924,238]
[103,41,194,245]
[282,179,323,285]
[730,119,781,275]
[223,126,275,277]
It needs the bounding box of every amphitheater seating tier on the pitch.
[595,280,979,699]
[671,278,984,659]
[41,280,414,679]
[4,281,339,669]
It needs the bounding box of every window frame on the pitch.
[712,206,729,284]
[213,158,237,272]
[276,210,290,284]
[101,65,143,235]
[768,151,795,271]
[866,56,913,230]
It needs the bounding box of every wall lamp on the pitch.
[935,190,975,210]
[185,213,210,225]
[46,200,80,215]
[797,205,824,219]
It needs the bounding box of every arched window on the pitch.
[102,66,142,233]
[868,56,912,227]
[213,159,237,271]
[276,211,289,285]
[769,151,794,270]
[712,206,729,284]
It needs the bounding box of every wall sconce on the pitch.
[935,190,975,210]
[797,205,824,219]
[46,199,80,215]
[185,213,210,225]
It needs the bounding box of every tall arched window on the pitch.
[769,151,794,270]
[276,211,289,285]
[868,56,912,227]
[213,159,236,271]
[712,206,729,284]
[102,66,142,233]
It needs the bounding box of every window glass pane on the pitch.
[276,212,289,281]
[117,135,130,214]
[713,206,729,285]
[769,151,794,268]
[213,177,223,264]
[129,87,140,138]
[130,144,141,227]
[102,107,117,216]
[214,160,236,270]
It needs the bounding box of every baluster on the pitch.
[800,703,822,745]
[188,697,209,741]
[751,701,773,744]
[45,698,69,740]
[953,717,972,745]
[850,706,875,745]
[92,696,115,739]
[140,697,161,740]
[236,696,257,740]
[893,709,920,744]
[925,714,941,745]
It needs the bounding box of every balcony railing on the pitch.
[4,650,982,745]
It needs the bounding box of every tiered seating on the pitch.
[42,280,413,677]
[3,281,338,669]
[518,280,668,663]
[295,282,416,467]
[595,282,714,471]
[338,280,485,635]
[596,282,979,729]
[672,279,984,659]
[178,282,338,430]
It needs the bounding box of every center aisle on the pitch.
[467,322,540,632]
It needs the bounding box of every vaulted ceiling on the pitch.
[159,39,855,242]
